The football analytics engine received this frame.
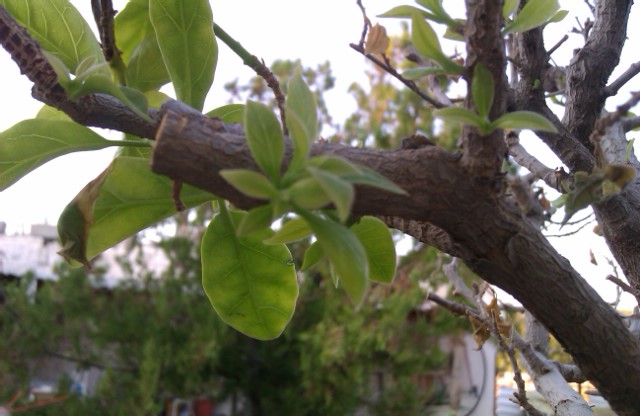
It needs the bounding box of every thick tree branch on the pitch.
[562,0,633,150]
[461,0,507,175]
[512,27,594,172]
[150,107,640,415]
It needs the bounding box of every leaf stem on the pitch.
[213,23,288,134]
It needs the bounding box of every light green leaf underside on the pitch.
[351,216,397,284]
[0,119,121,191]
[201,210,298,340]
[1,0,103,71]
[149,0,218,110]
[83,157,214,260]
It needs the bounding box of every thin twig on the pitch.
[547,34,569,56]
[604,61,640,97]
[349,43,447,109]
[506,132,561,191]
[355,0,371,48]
[544,218,594,238]
[213,23,288,134]
[607,274,640,306]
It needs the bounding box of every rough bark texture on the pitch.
[3,0,640,413]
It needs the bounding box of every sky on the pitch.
[0,0,639,307]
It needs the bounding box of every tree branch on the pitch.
[562,0,633,151]
[604,60,640,97]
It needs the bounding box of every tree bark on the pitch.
[151,108,640,414]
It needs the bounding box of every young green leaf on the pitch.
[244,100,285,183]
[58,157,215,265]
[415,0,459,27]
[287,177,332,210]
[0,119,147,191]
[502,0,520,19]
[264,217,312,245]
[149,0,218,111]
[206,104,246,124]
[491,111,558,133]
[125,33,171,92]
[402,67,447,80]
[378,5,437,21]
[219,169,278,200]
[286,69,318,171]
[2,0,104,72]
[308,155,361,176]
[351,216,397,284]
[548,9,569,24]
[114,0,154,63]
[411,13,463,73]
[503,0,560,35]
[300,240,323,271]
[201,210,298,340]
[308,167,354,222]
[434,107,485,129]
[472,63,494,119]
[341,166,408,195]
[301,212,368,304]
[236,204,274,237]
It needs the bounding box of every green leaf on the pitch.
[244,100,285,183]
[201,210,298,340]
[206,104,246,124]
[415,0,458,27]
[62,57,150,120]
[548,9,569,24]
[503,0,560,35]
[0,119,128,191]
[58,157,215,265]
[149,0,218,110]
[286,69,317,171]
[237,204,274,237]
[301,213,368,304]
[341,165,408,195]
[308,155,361,176]
[491,111,558,133]
[502,0,519,19]
[472,63,494,119]
[378,5,437,21]
[562,170,604,224]
[35,105,71,121]
[219,169,277,200]
[125,33,170,92]
[411,13,463,73]
[114,0,154,63]
[402,67,447,80]
[300,240,323,271]
[1,0,103,72]
[351,217,397,284]
[264,217,312,245]
[434,107,485,129]
[287,177,331,210]
[308,167,354,222]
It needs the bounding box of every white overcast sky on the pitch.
[1,1,639,307]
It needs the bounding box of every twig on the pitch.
[492,321,545,416]
[590,91,640,161]
[426,291,476,317]
[91,0,118,61]
[607,274,640,306]
[349,43,447,109]
[547,34,569,56]
[506,132,561,191]
[213,23,288,134]
[544,218,594,238]
[443,258,474,302]
[604,61,640,97]
[355,0,372,48]
[622,115,640,132]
